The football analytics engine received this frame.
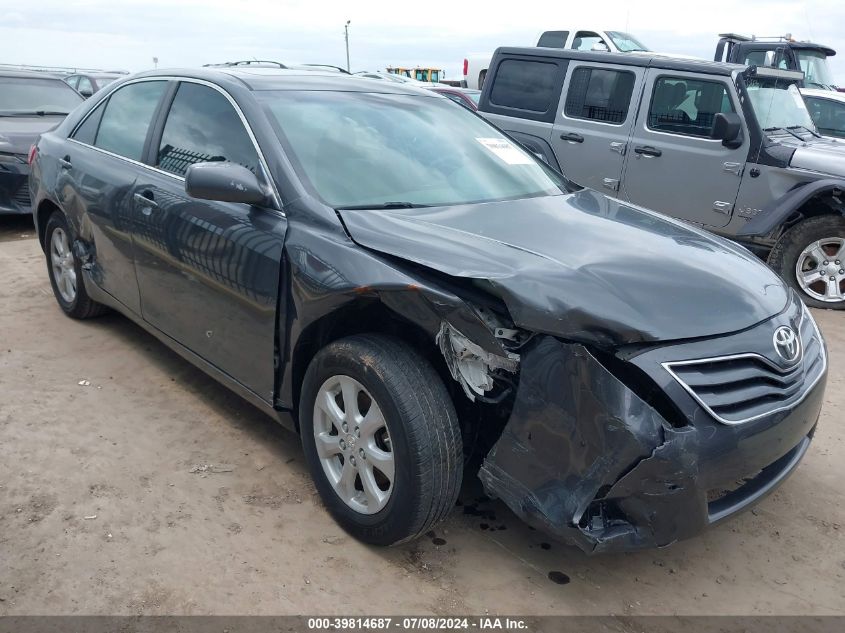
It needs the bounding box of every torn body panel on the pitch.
[478,335,822,554]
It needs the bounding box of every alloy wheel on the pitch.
[796,237,845,303]
[50,227,77,304]
[312,375,394,514]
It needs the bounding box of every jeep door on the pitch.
[551,62,644,194]
[621,70,748,228]
[128,80,287,403]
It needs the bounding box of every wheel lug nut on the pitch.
[339,439,346,450]
[359,448,365,459]
[831,276,836,281]
[355,427,361,438]
[350,456,356,466]
[342,422,348,432]
[823,261,829,266]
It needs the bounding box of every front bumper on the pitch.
[478,310,826,554]
[0,161,32,215]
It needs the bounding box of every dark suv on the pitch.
[30,68,827,553]
[1,70,83,215]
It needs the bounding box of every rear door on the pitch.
[621,70,747,228]
[129,80,287,402]
[551,62,644,193]
[64,79,169,314]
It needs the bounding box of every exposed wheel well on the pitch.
[36,199,61,251]
[783,190,845,235]
[289,300,455,430]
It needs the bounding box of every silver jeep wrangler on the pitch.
[478,47,845,309]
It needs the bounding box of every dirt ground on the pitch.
[1,216,843,616]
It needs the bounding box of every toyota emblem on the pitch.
[773,326,800,363]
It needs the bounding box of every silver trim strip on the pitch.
[662,310,827,426]
[68,75,283,212]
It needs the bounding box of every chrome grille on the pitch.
[664,310,826,425]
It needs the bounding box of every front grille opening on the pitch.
[592,349,689,428]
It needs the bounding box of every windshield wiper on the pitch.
[0,110,70,117]
[335,202,432,210]
[763,126,806,141]
[787,125,822,139]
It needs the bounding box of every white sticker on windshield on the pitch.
[476,137,534,165]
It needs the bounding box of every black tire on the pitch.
[44,211,108,319]
[478,70,487,90]
[768,215,845,309]
[299,334,462,546]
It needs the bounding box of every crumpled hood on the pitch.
[0,116,63,155]
[787,136,845,177]
[339,191,790,346]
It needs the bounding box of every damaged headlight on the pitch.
[436,322,520,402]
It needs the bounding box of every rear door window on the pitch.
[537,31,569,48]
[156,82,259,176]
[647,76,734,137]
[564,67,635,124]
[490,59,558,112]
[94,81,167,161]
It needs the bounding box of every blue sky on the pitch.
[2,0,844,84]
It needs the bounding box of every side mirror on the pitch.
[591,41,611,52]
[764,50,777,67]
[185,162,267,205]
[710,112,744,149]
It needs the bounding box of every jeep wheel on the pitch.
[768,215,845,309]
[299,334,463,545]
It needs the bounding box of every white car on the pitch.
[801,87,845,140]
[463,29,649,89]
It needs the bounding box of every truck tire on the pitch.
[299,334,463,546]
[768,215,845,309]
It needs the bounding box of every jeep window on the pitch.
[745,79,816,132]
[564,67,635,125]
[606,31,649,53]
[648,77,734,137]
[260,91,568,208]
[489,60,558,112]
[0,76,84,115]
[804,96,845,138]
[156,82,259,176]
[537,31,569,48]
[94,81,167,161]
[571,31,607,51]
[796,50,837,89]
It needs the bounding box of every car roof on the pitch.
[128,67,436,94]
[800,88,845,102]
[495,46,744,76]
[0,69,68,80]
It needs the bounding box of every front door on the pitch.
[621,70,748,228]
[129,81,287,402]
[551,62,644,194]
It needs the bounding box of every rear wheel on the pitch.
[768,215,845,309]
[299,334,462,545]
[44,212,107,319]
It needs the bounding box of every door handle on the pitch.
[560,132,584,143]
[58,156,72,169]
[133,192,159,215]
[633,145,662,158]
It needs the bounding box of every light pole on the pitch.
[344,20,351,72]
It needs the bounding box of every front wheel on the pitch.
[299,334,462,546]
[768,215,845,309]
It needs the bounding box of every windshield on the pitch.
[745,78,817,132]
[606,31,650,53]
[259,91,567,208]
[796,50,837,89]
[0,77,84,114]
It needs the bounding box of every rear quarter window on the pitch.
[489,59,561,114]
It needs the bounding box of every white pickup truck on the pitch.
[463,29,650,89]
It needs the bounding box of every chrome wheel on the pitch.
[50,227,77,304]
[796,237,845,303]
[313,375,394,515]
